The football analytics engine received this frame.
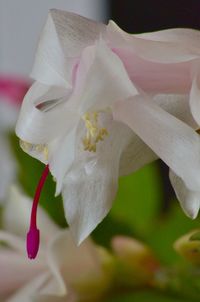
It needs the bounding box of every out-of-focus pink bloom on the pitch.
[16,10,200,245]
[0,76,29,201]
[0,186,112,302]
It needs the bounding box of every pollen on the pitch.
[82,111,108,152]
[20,140,49,160]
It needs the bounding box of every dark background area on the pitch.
[110,0,200,211]
[110,0,200,33]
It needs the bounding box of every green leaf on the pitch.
[146,203,200,264]
[104,290,192,302]
[110,162,163,236]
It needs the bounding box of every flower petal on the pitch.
[47,230,101,289]
[62,120,132,244]
[2,186,59,243]
[31,9,105,87]
[137,28,200,49]
[113,95,200,192]
[120,93,198,176]
[48,126,78,196]
[16,81,77,146]
[74,39,138,114]
[107,21,200,63]
[189,73,200,127]
[0,250,45,297]
[7,272,52,302]
[169,169,200,219]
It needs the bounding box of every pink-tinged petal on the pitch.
[137,28,200,48]
[47,230,101,288]
[0,250,45,297]
[31,9,105,87]
[107,21,200,63]
[62,120,132,244]
[7,272,52,302]
[73,39,138,114]
[113,48,192,94]
[189,73,200,127]
[2,186,59,244]
[0,231,25,253]
[16,81,77,147]
[113,95,200,192]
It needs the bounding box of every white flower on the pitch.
[0,186,109,302]
[16,9,200,244]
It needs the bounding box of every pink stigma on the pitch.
[27,164,49,259]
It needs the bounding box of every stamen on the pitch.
[27,164,49,259]
[82,111,108,152]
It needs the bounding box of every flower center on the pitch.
[82,111,108,152]
[27,164,49,259]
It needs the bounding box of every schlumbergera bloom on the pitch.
[16,9,200,256]
[1,186,113,302]
[0,76,29,201]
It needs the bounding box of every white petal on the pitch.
[120,93,198,176]
[48,126,77,196]
[169,169,200,219]
[119,133,157,176]
[153,94,198,129]
[107,21,200,63]
[62,120,132,244]
[113,95,200,192]
[16,82,77,146]
[2,186,59,243]
[31,9,105,87]
[74,39,138,114]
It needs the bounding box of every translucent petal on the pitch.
[31,9,105,87]
[169,169,200,219]
[74,39,137,114]
[107,21,200,63]
[189,73,200,127]
[113,95,200,192]
[16,81,77,145]
[62,121,132,244]
[47,230,101,288]
[0,250,45,297]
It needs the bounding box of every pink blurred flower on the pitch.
[16,10,200,244]
[0,187,110,302]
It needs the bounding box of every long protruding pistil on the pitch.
[27,164,49,259]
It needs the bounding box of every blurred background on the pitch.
[1,1,200,301]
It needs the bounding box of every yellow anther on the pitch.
[82,111,108,152]
[20,140,49,160]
